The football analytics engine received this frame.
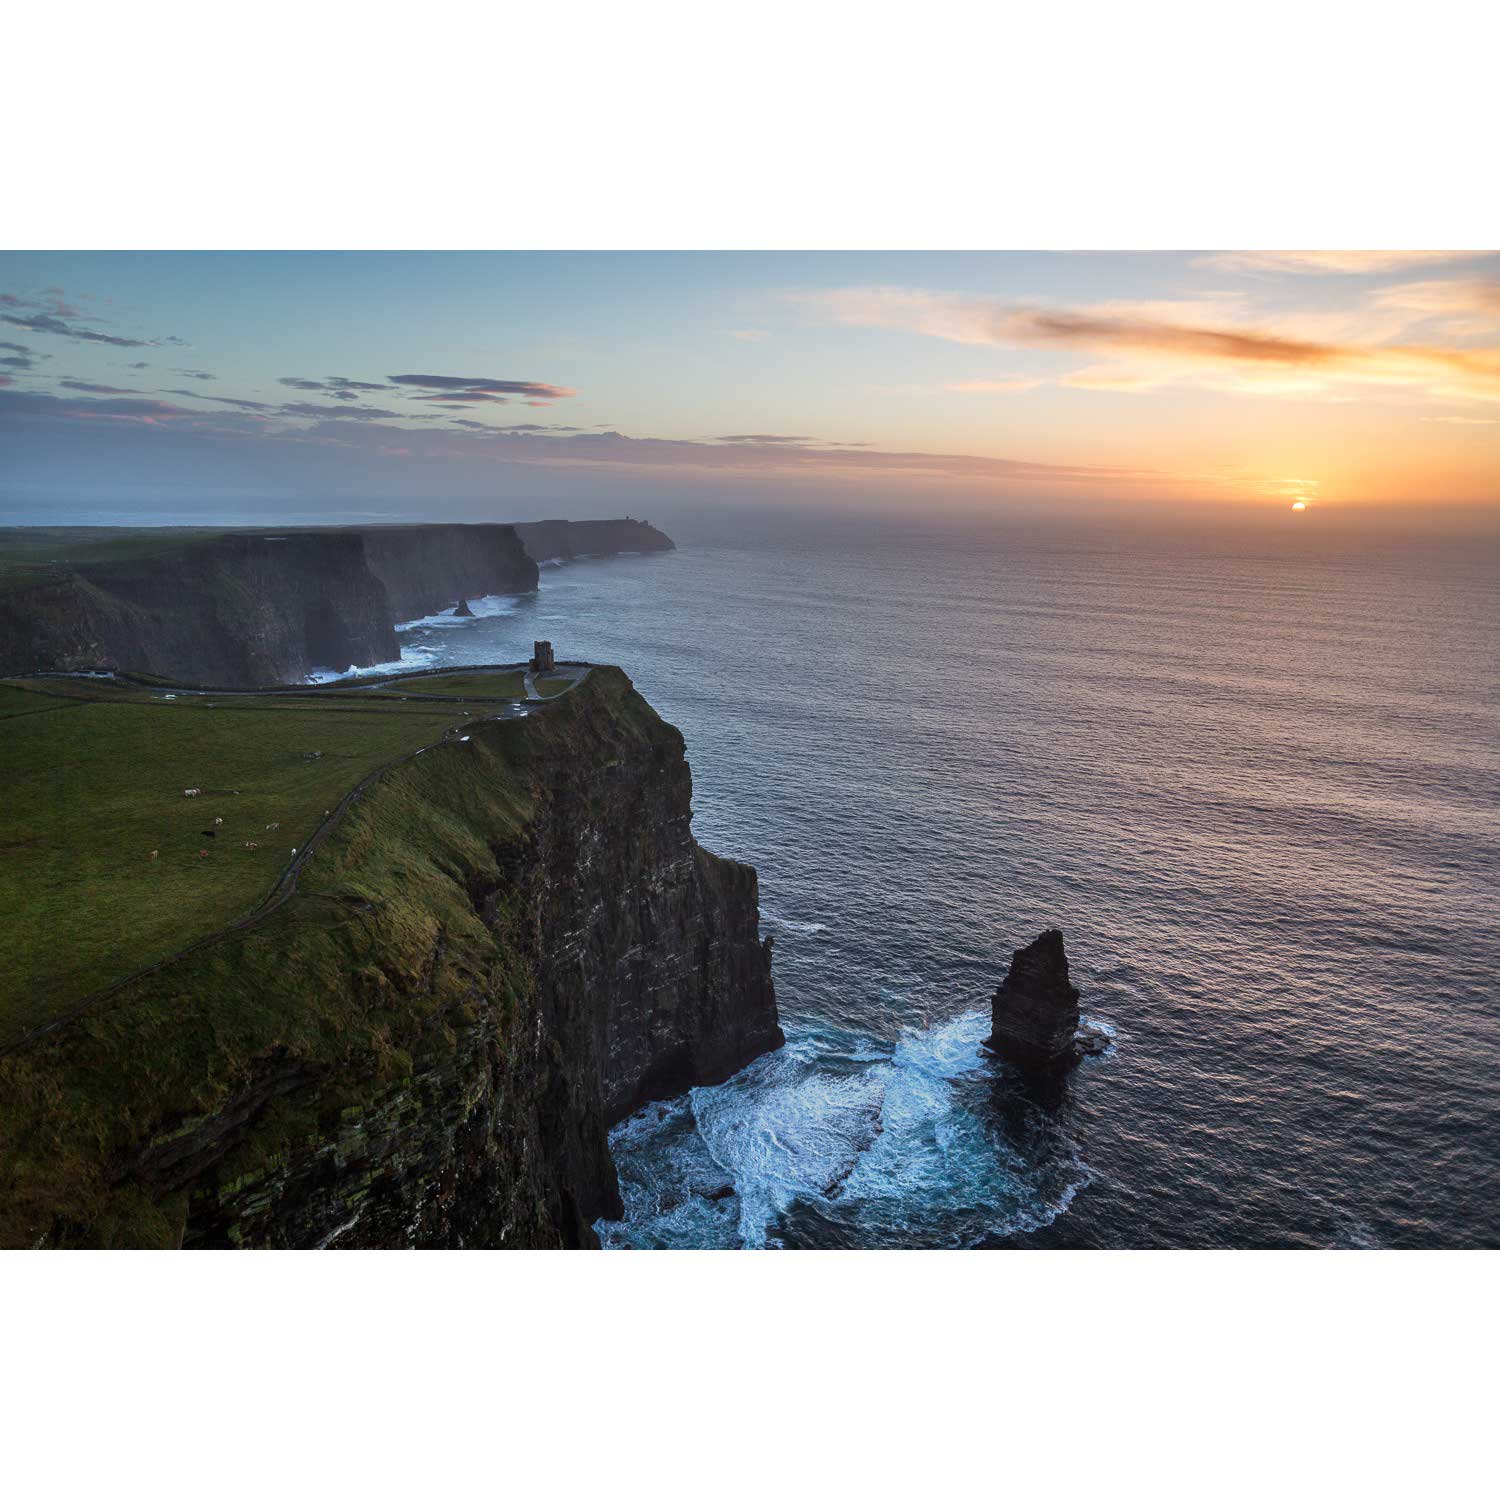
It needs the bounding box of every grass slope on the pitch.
[0,674,531,1045]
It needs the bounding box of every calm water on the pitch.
[378,512,1499,1249]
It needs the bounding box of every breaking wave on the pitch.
[598,1010,1095,1250]
[305,643,438,684]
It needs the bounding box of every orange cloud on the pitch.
[812,287,1500,404]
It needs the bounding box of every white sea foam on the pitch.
[395,593,519,632]
[305,643,438,684]
[601,1009,1094,1249]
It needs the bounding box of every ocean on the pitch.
[367,511,1500,1249]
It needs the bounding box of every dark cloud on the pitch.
[125,361,150,369]
[1,355,37,371]
[60,379,141,395]
[171,368,217,381]
[2,311,152,348]
[410,390,509,404]
[0,388,196,421]
[388,373,577,399]
[444,420,591,436]
[278,376,392,402]
[163,389,275,411]
[278,401,404,420]
[715,433,816,444]
[0,340,38,356]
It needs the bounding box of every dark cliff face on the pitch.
[1,520,667,687]
[0,532,396,687]
[513,518,675,563]
[0,668,780,1249]
[522,678,781,1125]
[358,524,538,622]
[987,929,1082,1071]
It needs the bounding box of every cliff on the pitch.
[513,518,675,563]
[0,518,665,687]
[0,667,781,1248]
[0,529,396,688]
[358,523,537,621]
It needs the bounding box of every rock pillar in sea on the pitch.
[452,598,474,617]
[988,929,1082,1071]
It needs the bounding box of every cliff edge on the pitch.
[0,666,780,1248]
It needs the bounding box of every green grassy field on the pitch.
[0,672,537,1045]
[392,670,526,698]
[0,527,233,595]
[535,677,572,697]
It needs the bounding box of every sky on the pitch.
[2,250,1497,527]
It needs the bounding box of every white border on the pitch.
[3,4,1493,1489]
[7,2,1498,249]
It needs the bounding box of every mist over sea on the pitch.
[378,509,1499,1248]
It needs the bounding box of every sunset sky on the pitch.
[2,250,1497,523]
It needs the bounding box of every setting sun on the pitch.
[1291,501,1307,511]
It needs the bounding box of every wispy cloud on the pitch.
[162,389,275,411]
[59,379,141,395]
[0,341,47,372]
[278,375,391,400]
[726,329,770,342]
[387,373,577,399]
[277,401,405,420]
[1366,279,1500,337]
[714,433,816,444]
[2,311,154,349]
[809,286,1500,404]
[0,388,205,425]
[1197,250,1494,276]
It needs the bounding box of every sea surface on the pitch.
[360,512,1500,1249]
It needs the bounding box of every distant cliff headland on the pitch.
[0,518,673,687]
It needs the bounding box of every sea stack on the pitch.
[452,598,474,617]
[988,929,1082,1071]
